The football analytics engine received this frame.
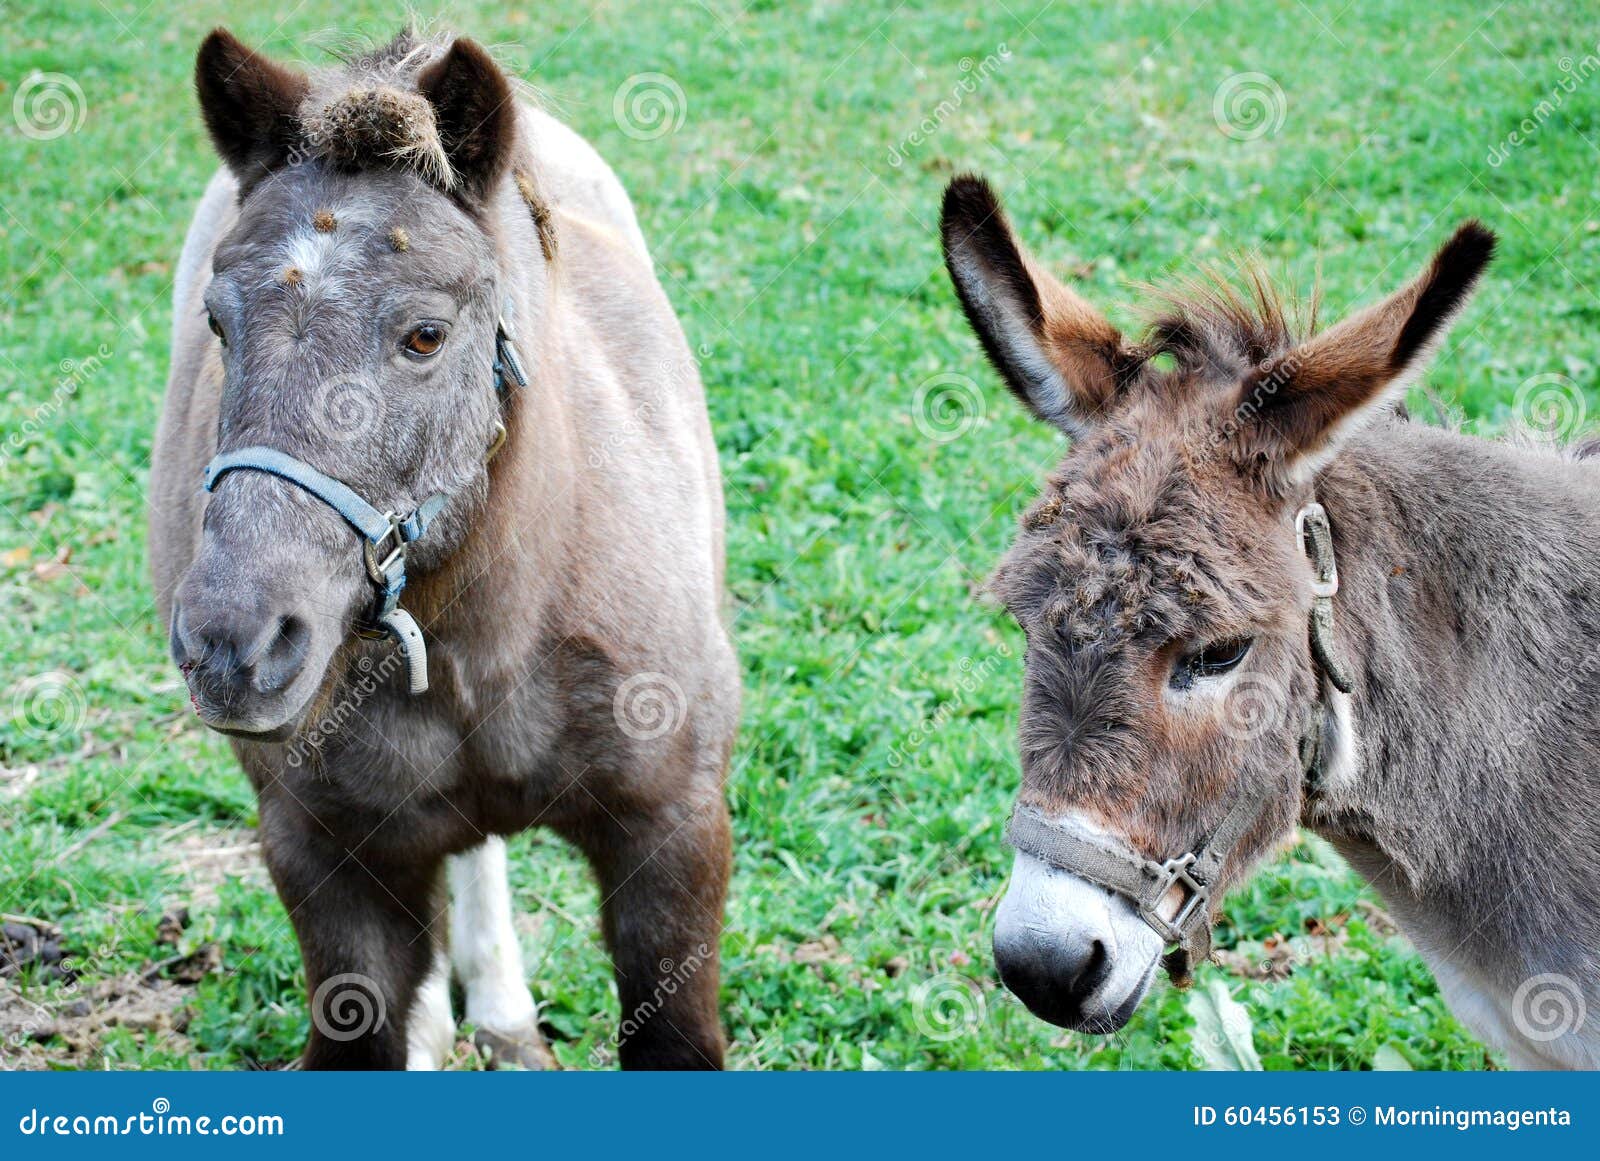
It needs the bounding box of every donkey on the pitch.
[940,175,1600,1069]
[147,28,739,1069]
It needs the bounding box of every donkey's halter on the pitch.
[1004,500,1354,986]
[200,310,528,697]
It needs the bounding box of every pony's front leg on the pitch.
[566,791,731,1070]
[260,805,442,1070]
[448,836,556,1069]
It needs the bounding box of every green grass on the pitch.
[3,0,1594,1070]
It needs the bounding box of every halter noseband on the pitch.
[1003,501,1354,985]
[200,310,528,697]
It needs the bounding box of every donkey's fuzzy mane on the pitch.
[1134,264,1318,383]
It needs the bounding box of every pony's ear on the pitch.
[416,38,517,210]
[195,28,310,185]
[940,175,1132,438]
[1230,221,1496,487]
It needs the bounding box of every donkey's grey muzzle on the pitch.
[993,849,1163,1033]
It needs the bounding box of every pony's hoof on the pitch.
[473,1023,559,1071]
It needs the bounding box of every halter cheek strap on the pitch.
[199,308,527,698]
[1004,500,1356,986]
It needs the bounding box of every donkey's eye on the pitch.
[1172,638,1252,688]
[207,313,227,347]
[402,323,447,359]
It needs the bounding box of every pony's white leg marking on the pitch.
[449,837,537,1032]
[405,948,455,1071]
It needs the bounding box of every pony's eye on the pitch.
[403,323,446,358]
[1172,637,1252,688]
[207,313,227,347]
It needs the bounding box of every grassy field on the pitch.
[3,0,1596,1070]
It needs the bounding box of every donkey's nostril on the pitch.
[1070,938,1112,997]
[252,613,310,693]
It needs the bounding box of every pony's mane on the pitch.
[1134,264,1319,381]
[296,29,465,189]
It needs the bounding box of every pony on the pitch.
[148,27,738,1069]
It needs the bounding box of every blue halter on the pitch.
[199,315,528,696]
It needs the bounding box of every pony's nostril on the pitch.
[252,613,310,693]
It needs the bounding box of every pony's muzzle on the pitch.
[993,848,1164,1033]
[170,589,314,739]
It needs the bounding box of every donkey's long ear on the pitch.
[940,176,1131,438]
[1231,222,1495,487]
[195,29,310,184]
[416,38,517,210]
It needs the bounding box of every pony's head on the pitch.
[171,28,534,737]
[941,175,1493,1031]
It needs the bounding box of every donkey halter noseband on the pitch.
[200,308,528,696]
[1004,501,1354,985]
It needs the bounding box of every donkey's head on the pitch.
[171,29,531,738]
[941,176,1493,1031]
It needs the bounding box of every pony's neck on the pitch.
[410,165,579,643]
[1308,419,1600,1022]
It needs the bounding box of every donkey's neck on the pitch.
[1308,420,1600,1064]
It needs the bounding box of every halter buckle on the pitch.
[1141,853,1210,944]
[363,513,407,586]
